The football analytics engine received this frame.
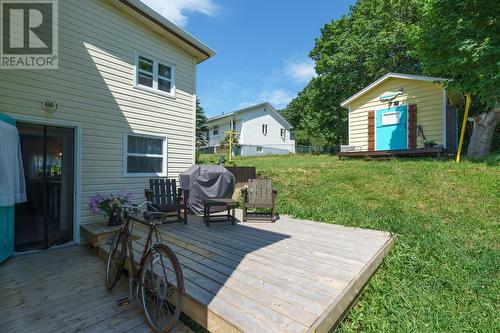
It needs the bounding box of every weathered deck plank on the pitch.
[0,246,193,333]
[87,210,393,332]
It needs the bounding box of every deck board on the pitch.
[92,210,393,332]
[0,246,193,333]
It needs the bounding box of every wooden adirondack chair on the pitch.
[144,178,187,224]
[240,179,277,222]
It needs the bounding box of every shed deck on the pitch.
[0,246,193,333]
[86,211,393,333]
[337,147,447,158]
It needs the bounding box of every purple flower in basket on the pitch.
[88,193,104,215]
[88,190,133,217]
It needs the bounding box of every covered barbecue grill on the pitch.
[179,165,235,215]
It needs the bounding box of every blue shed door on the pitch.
[0,206,14,263]
[376,105,408,151]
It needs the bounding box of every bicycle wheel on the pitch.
[105,231,125,291]
[140,244,184,333]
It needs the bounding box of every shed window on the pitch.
[125,133,167,176]
[262,124,268,135]
[135,53,175,97]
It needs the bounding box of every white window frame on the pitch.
[133,52,176,98]
[280,128,286,140]
[213,125,219,136]
[124,131,167,177]
[262,124,268,135]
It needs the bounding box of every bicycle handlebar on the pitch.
[121,201,167,224]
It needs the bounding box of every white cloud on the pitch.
[140,0,218,27]
[258,89,296,109]
[283,59,317,84]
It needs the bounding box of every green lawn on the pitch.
[227,154,499,332]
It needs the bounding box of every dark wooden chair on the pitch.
[240,179,277,222]
[144,178,187,224]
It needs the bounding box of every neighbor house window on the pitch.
[280,128,286,139]
[125,133,167,176]
[262,124,268,135]
[256,146,263,152]
[213,126,219,135]
[135,54,175,97]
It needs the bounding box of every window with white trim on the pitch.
[135,54,175,96]
[125,133,167,176]
[262,124,268,135]
[280,128,286,139]
[213,126,219,135]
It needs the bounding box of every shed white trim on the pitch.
[341,73,449,108]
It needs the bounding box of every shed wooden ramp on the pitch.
[0,246,193,333]
[89,210,393,333]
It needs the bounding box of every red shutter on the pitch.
[368,110,375,151]
[408,104,417,149]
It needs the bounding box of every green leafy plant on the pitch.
[88,191,132,217]
[423,139,436,147]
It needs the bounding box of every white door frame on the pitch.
[7,113,82,245]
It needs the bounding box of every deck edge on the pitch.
[307,235,395,333]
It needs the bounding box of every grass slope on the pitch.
[233,155,499,332]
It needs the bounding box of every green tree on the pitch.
[283,0,423,147]
[196,98,208,147]
[414,0,500,157]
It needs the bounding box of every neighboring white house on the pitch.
[0,0,214,251]
[206,103,295,156]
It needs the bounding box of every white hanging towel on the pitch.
[0,120,27,205]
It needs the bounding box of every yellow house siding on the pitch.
[0,0,197,226]
[348,77,444,150]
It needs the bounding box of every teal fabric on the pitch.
[0,206,14,263]
[0,112,16,126]
[376,105,408,150]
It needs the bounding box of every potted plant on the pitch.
[424,139,436,148]
[88,190,132,226]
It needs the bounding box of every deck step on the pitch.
[80,222,120,248]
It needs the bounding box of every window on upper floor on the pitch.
[280,128,286,139]
[262,124,268,135]
[213,126,219,136]
[135,53,175,97]
[124,133,167,177]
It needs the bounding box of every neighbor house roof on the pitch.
[105,0,215,63]
[340,73,448,108]
[207,102,293,129]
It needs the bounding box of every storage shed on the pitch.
[339,73,458,157]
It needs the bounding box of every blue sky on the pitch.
[141,0,354,116]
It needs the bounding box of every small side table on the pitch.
[203,199,237,226]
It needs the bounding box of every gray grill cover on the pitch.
[179,165,236,215]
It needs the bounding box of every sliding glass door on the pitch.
[15,123,75,251]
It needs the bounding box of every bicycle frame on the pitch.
[120,210,163,286]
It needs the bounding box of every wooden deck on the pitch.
[0,246,193,333]
[87,211,393,333]
[337,147,447,158]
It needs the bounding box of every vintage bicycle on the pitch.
[105,201,184,333]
